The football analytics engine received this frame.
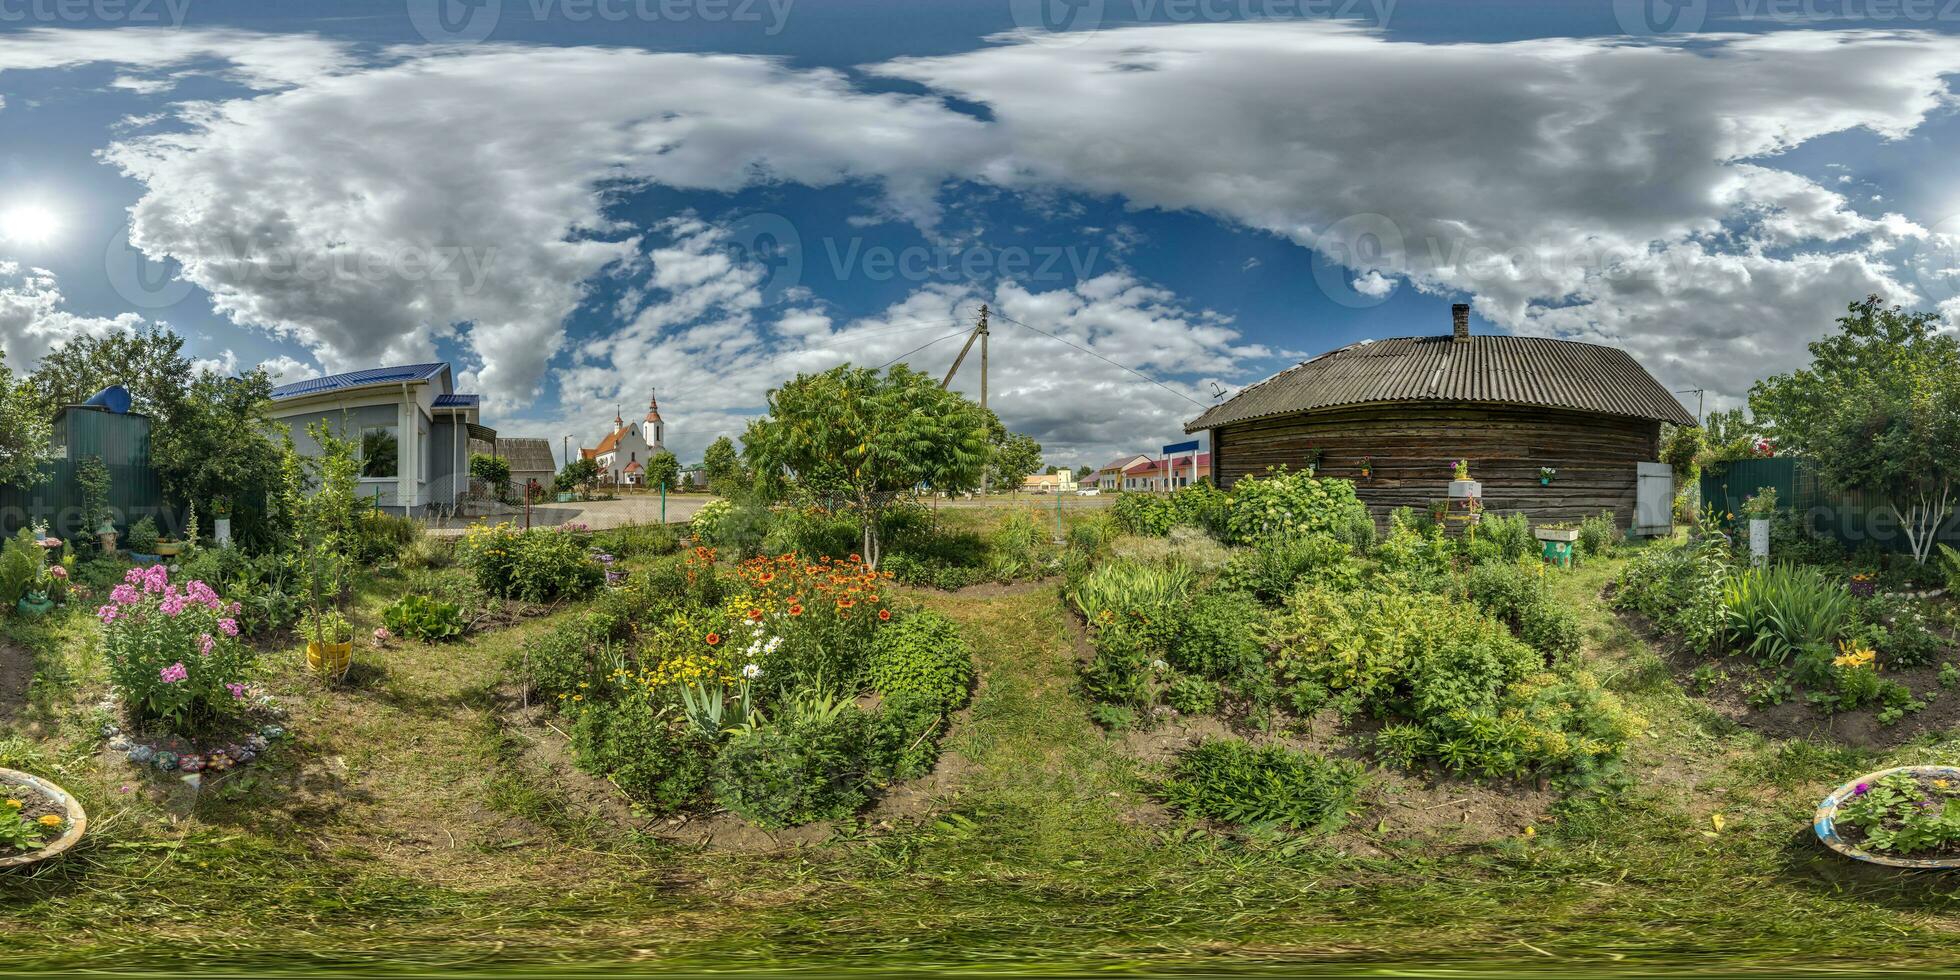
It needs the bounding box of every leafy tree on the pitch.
[555,457,599,493]
[743,364,989,567]
[1751,296,1960,564]
[29,327,190,422]
[990,432,1043,492]
[470,453,512,503]
[151,369,284,523]
[702,435,746,493]
[1076,465,1094,481]
[0,350,49,490]
[1659,424,1704,480]
[644,449,681,491]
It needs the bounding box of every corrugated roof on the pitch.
[495,437,556,473]
[1186,335,1695,432]
[270,363,447,401]
[434,393,480,408]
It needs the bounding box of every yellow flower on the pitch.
[3,799,18,810]
[36,815,62,829]
[1833,640,1875,670]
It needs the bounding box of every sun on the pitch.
[0,205,61,245]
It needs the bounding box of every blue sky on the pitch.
[2,1,1958,468]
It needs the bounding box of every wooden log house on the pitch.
[1184,305,1696,529]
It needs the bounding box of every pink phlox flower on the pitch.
[218,618,239,637]
[199,633,216,656]
[96,605,119,625]
[159,594,189,617]
[226,683,247,700]
[158,662,188,684]
[143,564,170,593]
[110,584,139,606]
[123,568,145,586]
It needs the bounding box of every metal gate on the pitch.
[1633,462,1673,537]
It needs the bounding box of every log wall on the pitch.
[1208,402,1661,528]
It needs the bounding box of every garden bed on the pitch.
[0,770,84,866]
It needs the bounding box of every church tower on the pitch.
[644,388,664,449]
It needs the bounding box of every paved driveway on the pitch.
[424,493,721,535]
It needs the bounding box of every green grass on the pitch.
[3,530,1960,974]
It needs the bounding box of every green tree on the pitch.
[743,364,989,567]
[702,435,746,493]
[1076,465,1094,481]
[990,432,1043,492]
[470,453,512,503]
[29,327,191,422]
[555,457,599,493]
[0,350,49,490]
[1659,423,1704,480]
[644,449,680,491]
[1751,295,1960,563]
[151,369,285,521]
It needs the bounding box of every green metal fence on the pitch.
[1700,456,1960,555]
[0,407,179,541]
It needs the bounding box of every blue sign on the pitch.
[1162,440,1200,455]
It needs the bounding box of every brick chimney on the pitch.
[1451,303,1470,342]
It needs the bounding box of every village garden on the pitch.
[1,302,1960,972]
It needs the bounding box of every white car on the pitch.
[1075,487,1101,496]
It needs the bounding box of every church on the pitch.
[582,389,666,486]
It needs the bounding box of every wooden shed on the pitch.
[1184,305,1696,528]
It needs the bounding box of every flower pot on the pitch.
[1533,527,1580,543]
[154,541,184,558]
[1747,518,1770,566]
[1540,477,1552,486]
[1448,479,1481,499]
[0,768,87,869]
[306,641,353,676]
[15,593,53,618]
[1815,765,1960,869]
[213,518,232,548]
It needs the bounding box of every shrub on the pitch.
[0,529,44,606]
[1722,563,1854,666]
[571,697,716,815]
[1170,589,1267,682]
[399,533,454,571]
[594,522,678,559]
[511,613,613,700]
[1578,511,1620,559]
[690,499,733,542]
[1112,493,1177,536]
[1852,594,1944,669]
[126,516,160,554]
[698,494,775,557]
[96,566,254,732]
[713,691,883,828]
[1159,738,1362,832]
[382,594,465,642]
[1480,512,1536,563]
[763,506,860,560]
[1331,498,1376,551]
[866,610,973,714]
[1170,482,1231,539]
[356,507,421,563]
[1224,468,1365,547]
[1219,533,1361,604]
[1165,674,1221,715]
[456,523,602,602]
[1461,560,1581,661]
[1612,542,1729,653]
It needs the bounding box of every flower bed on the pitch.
[1816,766,1960,867]
[0,770,84,867]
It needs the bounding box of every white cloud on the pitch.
[0,262,146,367]
[1350,271,1396,298]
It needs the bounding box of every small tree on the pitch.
[744,364,989,568]
[555,457,599,494]
[1751,295,1960,564]
[990,432,1043,492]
[0,351,49,491]
[644,449,680,491]
[152,369,284,518]
[1659,423,1704,480]
[702,435,746,493]
[470,453,512,503]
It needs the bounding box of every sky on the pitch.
[1,0,1958,470]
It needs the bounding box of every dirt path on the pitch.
[0,640,30,723]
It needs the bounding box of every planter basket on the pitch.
[0,769,87,869]
[1815,765,1960,869]
[307,641,353,677]
[1534,527,1580,542]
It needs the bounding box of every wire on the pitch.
[876,328,974,370]
[988,310,1209,409]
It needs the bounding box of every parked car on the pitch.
[1075,487,1101,496]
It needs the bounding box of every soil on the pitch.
[1615,606,1960,749]
[0,781,67,857]
[0,640,29,722]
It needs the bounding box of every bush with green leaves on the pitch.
[866,610,973,714]
[593,522,678,559]
[1578,511,1620,559]
[763,505,861,559]
[1170,482,1231,538]
[382,594,465,642]
[1071,557,1196,709]
[126,516,160,553]
[1460,560,1581,661]
[1158,738,1362,832]
[712,691,885,828]
[1722,563,1854,666]
[1612,541,1729,653]
[689,498,733,542]
[456,523,602,602]
[1169,589,1267,683]
[1224,467,1365,547]
[571,695,716,815]
[1112,492,1177,536]
[1218,533,1361,604]
[1849,594,1944,669]
[1480,512,1536,563]
[356,507,422,564]
[698,493,775,557]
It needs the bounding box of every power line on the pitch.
[876,328,975,370]
[988,310,1209,409]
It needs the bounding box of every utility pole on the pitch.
[941,303,993,497]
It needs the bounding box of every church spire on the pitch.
[645,387,662,424]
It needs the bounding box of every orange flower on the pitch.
[705,632,721,646]
[849,553,862,562]
[878,608,892,622]
[788,604,804,617]
[883,570,894,580]
[867,594,879,603]
[838,598,856,609]
[747,608,764,621]
[758,572,774,584]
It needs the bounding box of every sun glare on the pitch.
[0,204,61,245]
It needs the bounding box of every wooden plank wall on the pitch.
[1209,402,1661,528]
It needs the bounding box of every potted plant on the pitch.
[1815,766,1960,868]
[1534,521,1580,568]
[126,516,161,561]
[1358,458,1373,479]
[1741,486,1776,566]
[1448,459,1480,500]
[300,608,354,679]
[0,769,87,869]
[1539,466,1557,486]
[210,497,233,548]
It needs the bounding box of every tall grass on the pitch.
[1065,557,1195,624]
[1722,562,1853,664]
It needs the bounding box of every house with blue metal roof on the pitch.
[268,362,492,515]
